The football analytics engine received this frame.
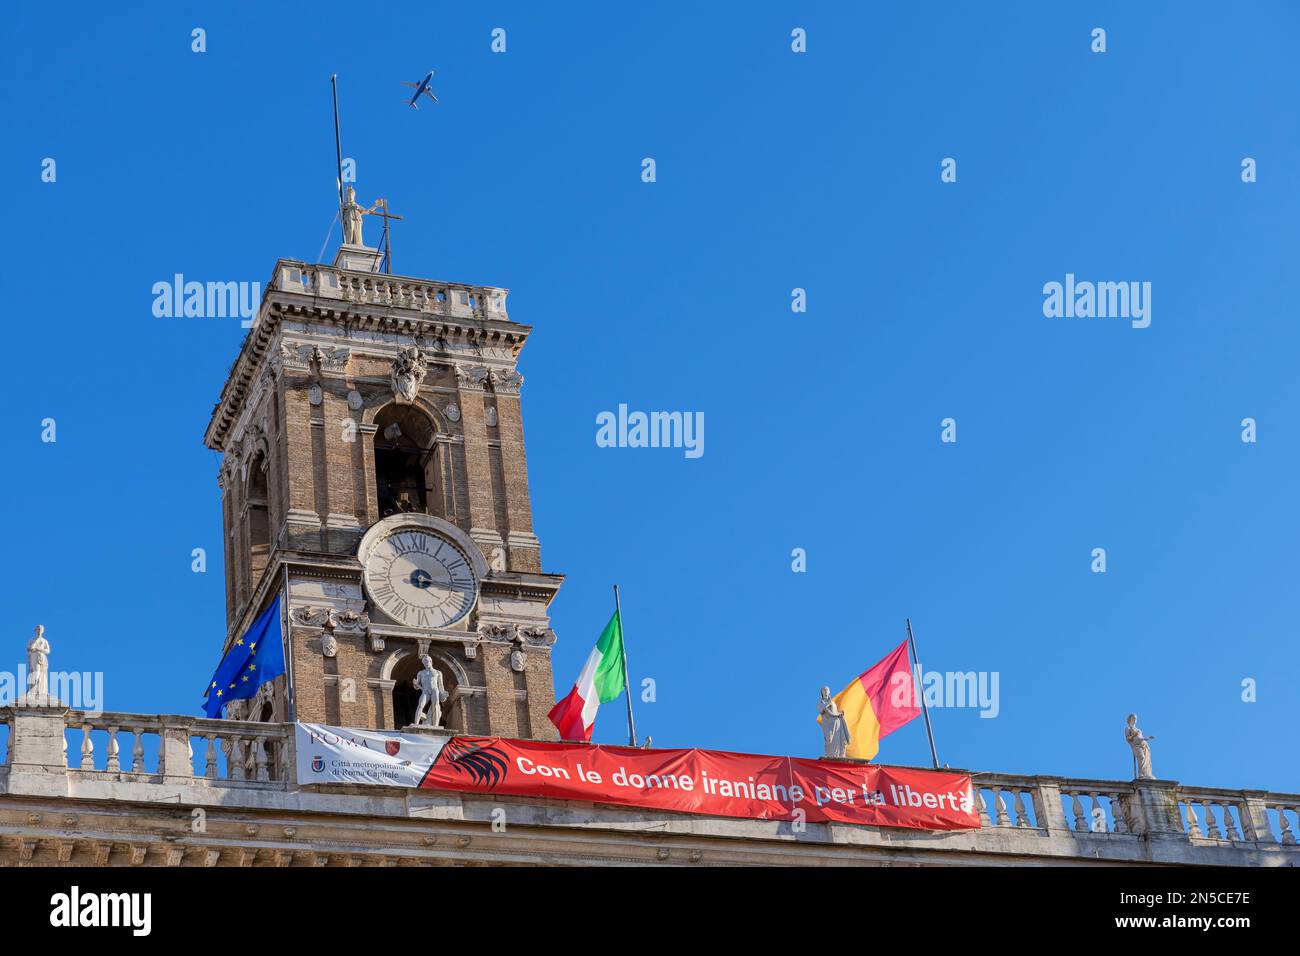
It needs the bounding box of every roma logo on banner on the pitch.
[420,736,980,831]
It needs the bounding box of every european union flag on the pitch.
[201,595,285,718]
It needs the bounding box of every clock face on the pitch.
[362,528,478,628]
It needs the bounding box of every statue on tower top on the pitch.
[341,185,366,246]
[20,625,53,706]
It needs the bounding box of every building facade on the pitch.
[1,242,1295,867]
[203,247,562,738]
[0,706,1296,865]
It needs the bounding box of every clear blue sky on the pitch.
[3,2,1297,792]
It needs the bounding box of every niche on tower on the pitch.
[387,649,465,731]
[373,403,441,520]
[245,451,271,587]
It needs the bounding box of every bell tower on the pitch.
[203,233,562,739]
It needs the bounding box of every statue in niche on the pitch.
[412,655,448,728]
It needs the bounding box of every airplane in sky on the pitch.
[401,71,439,109]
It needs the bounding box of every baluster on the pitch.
[974,787,992,827]
[279,737,290,782]
[1070,792,1089,831]
[62,731,68,768]
[1013,790,1031,828]
[994,791,1011,827]
[79,725,94,770]
[1220,802,1242,841]
[255,738,269,781]
[231,737,245,781]
[1279,809,1297,845]
[1183,801,1203,837]
[205,734,219,778]
[1110,794,1128,834]
[1087,791,1105,832]
[105,727,120,772]
[1202,801,1222,839]
[131,728,145,773]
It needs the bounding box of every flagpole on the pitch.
[282,562,296,723]
[906,618,940,769]
[330,74,344,212]
[614,584,638,747]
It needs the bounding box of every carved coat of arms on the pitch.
[391,346,427,404]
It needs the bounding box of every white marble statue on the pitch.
[341,185,366,246]
[1125,713,1156,779]
[26,625,50,701]
[818,685,851,759]
[412,655,448,728]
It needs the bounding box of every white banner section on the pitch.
[295,722,449,787]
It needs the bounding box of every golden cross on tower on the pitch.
[364,197,404,274]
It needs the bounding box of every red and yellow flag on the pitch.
[832,639,922,760]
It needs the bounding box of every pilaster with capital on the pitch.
[454,367,504,561]
[494,389,541,573]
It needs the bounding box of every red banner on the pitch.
[420,736,980,831]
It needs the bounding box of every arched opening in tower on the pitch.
[373,404,438,519]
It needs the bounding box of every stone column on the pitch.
[220,479,237,624]
[287,620,327,724]
[494,391,541,572]
[523,651,558,741]
[1030,777,1072,831]
[479,643,520,737]
[1130,778,1187,842]
[158,720,195,780]
[283,379,324,551]
[455,373,504,561]
[322,388,363,554]
[357,422,379,527]
[10,703,70,771]
[1239,791,1274,843]
[334,634,374,729]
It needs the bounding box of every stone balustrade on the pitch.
[1176,784,1299,846]
[58,711,291,784]
[0,704,1297,865]
[274,260,508,320]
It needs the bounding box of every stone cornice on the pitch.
[204,259,533,451]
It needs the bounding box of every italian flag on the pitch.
[548,610,626,741]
